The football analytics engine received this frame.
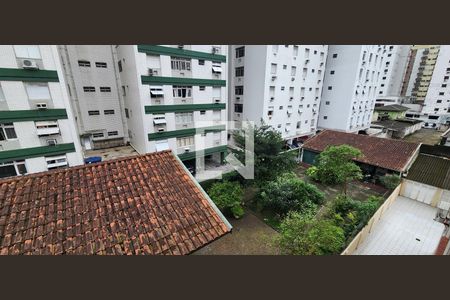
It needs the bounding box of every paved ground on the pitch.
[403,128,445,145]
[84,145,138,161]
[193,212,280,255]
[354,196,445,255]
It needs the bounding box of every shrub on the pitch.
[305,166,319,181]
[208,181,245,219]
[260,172,324,216]
[379,174,401,190]
[277,212,346,255]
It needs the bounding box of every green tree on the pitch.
[379,174,401,190]
[232,120,296,184]
[307,144,363,194]
[260,172,324,216]
[208,181,244,219]
[277,212,345,255]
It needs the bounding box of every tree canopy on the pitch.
[208,181,244,219]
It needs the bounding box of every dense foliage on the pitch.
[232,121,297,184]
[307,145,363,194]
[379,174,401,190]
[277,212,346,255]
[208,181,245,219]
[260,172,324,216]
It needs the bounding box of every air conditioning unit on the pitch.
[236,97,240,100]
[36,103,48,110]
[158,128,165,132]
[148,69,158,76]
[214,98,221,103]
[47,139,57,146]
[21,59,39,70]
[184,147,190,152]
[212,46,220,54]
[178,45,184,49]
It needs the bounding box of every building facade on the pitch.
[58,45,128,150]
[318,45,384,133]
[0,45,83,178]
[114,45,228,170]
[228,45,328,145]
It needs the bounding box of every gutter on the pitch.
[173,152,233,232]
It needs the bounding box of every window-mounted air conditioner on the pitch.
[158,128,165,132]
[21,59,39,70]
[36,103,48,110]
[184,147,190,152]
[149,69,158,76]
[214,98,221,103]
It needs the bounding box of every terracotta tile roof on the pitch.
[0,150,231,255]
[302,130,420,172]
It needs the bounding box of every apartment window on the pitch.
[118,61,123,72]
[125,108,129,118]
[108,131,118,136]
[199,86,206,91]
[234,103,243,113]
[328,86,332,90]
[46,155,66,169]
[323,116,328,119]
[314,50,317,55]
[78,60,91,67]
[439,92,445,96]
[271,63,277,74]
[25,83,50,100]
[281,86,285,91]
[444,76,449,81]
[212,62,222,73]
[311,69,315,73]
[100,87,111,92]
[283,65,287,70]
[13,45,41,59]
[291,66,296,76]
[296,121,301,129]
[382,76,386,80]
[302,68,307,79]
[177,136,194,148]
[235,67,244,77]
[442,84,447,88]
[330,70,335,75]
[175,112,194,124]
[325,101,330,105]
[171,57,191,71]
[200,110,206,115]
[88,110,100,116]
[83,86,96,92]
[198,59,205,65]
[435,108,439,112]
[332,53,338,58]
[235,86,244,95]
[104,109,115,115]
[437,100,443,103]
[235,46,245,58]
[95,62,107,68]
[293,46,299,56]
[0,85,4,101]
[0,123,17,140]
[150,86,164,97]
[0,160,27,179]
[172,86,192,98]
[279,106,283,110]
[305,48,310,59]
[92,132,104,138]
[121,86,126,96]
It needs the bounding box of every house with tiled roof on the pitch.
[0,150,232,255]
[301,130,420,179]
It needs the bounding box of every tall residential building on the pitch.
[58,45,128,150]
[0,45,83,178]
[318,45,384,133]
[422,45,450,115]
[375,45,410,107]
[115,45,228,170]
[228,45,328,144]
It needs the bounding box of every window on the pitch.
[293,46,299,56]
[302,68,307,79]
[325,101,330,105]
[330,70,335,75]
[235,46,245,58]
[150,86,164,97]
[108,131,118,136]
[0,84,5,102]
[199,86,206,91]
[13,45,41,59]
[92,132,104,138]
[172,86,192,98]
[332,53,338,58]
[271,63,277,74]
[121,86,126,96]
[439,92,445,96]
[95,62,107,68]
[212,63,222,73]
[200,110,206,115]
[281,86,285,91]
[291,66,296,76]
[104,110,115,115]
[100,87,111,92]
[305,48,310,59]
[177,136,194,148]
[235,67,244,77]
[78,60,91,67]
[328,86,332,90]
[323,116,328,119]
[171,57,191,71]
[46,155,68,170]
[283,65,287,70]
[198,59,205,65]
[0,123,17,140]
[0,160,27,179]
[175,112,193,124]
[437,100,443,103]
[279,106,283,110]
[442,84,447,88]
[234,104,243,113]
[314,50,317,55]
[88,110,100,116]
[235,86,244,95]
[125,108,129,118]
[83,86,96,92]
[118,60,123,72]
[25,83,50,100]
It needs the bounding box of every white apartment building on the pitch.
[375,45,410,107]
[422,45,450,116]
[228,45,328,144]
[318,45,384,133]
[0,45,83,178]
[58,45,128,150]
[115,45,228,170]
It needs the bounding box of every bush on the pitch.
[277,212,346,255]
[305,166,319,181]
[208,181,245,219]
[260,172,324,216]
[379,174,401,189]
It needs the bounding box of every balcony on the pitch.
[177,145,195,155]
[173,97,193,105]
[36,121,60,136]
[175,122,195,130]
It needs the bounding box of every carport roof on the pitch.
[406,154,450,190]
